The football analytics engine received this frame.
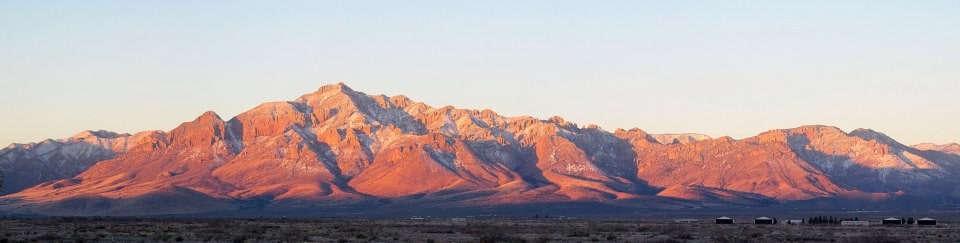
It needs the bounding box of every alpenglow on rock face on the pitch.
[913,143,960,156]
[0,130,159,195]
[2,83,960,216]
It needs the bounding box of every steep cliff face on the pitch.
[3,83,960,215]
[0,130,157,194]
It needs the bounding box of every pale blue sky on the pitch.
[1,1,958,146]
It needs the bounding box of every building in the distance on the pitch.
[917,218,937,226]
[715,216,734,224]
[841,221,870,226]
[754,217,774,224]
[882,218,902,225]
[785,219,803,225]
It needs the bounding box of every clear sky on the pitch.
[1,1,958,146]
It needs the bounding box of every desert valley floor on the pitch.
[1,216,959,242]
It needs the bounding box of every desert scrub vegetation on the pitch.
[0,217,958,242]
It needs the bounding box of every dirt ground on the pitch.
[0,217,957,242]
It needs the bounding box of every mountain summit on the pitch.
[2,83,959,216]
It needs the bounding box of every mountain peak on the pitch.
[166,110,227,148]
[196,111,222,121]
[323,82,353,91]
[788,125,844,133]
[70,130,123,140]
[316,82,356,95]
[296,82,362,103]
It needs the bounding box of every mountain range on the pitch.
[2,83,959,216]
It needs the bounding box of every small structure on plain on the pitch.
[715,216,734,224]
[882,217,902,225]
[754,217,774,224]
[917,217,937,226]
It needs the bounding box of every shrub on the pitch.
[841,234,902,243]
[477,231,507,243]
[533,234,552,243]
[566,230,590,237]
